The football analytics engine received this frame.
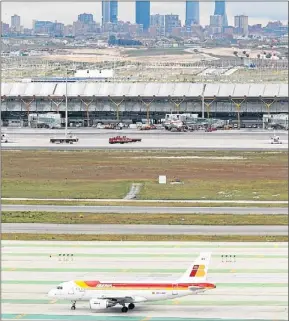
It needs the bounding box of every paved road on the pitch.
[2,129,287,151]
[3,146,288,151]
[2,198,287,204]
[2,223,288,235]
[2,205,287,214]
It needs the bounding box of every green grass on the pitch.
[1,200,287,207]
[124,48,190,57]
[2,212,288,225]
[1,179,131,199]
[139,180,288,201]
[2,150,287,200]
[2,234,287,242]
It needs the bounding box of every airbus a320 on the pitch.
[48,252,216,313]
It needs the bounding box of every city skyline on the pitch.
[2,2,288,28]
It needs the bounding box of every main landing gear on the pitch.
[121,303,135,312]
[71,301,76,310]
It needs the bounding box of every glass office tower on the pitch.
[185,1,200,26]
[136,1,150,31]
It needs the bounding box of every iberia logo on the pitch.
[189,265,206,277]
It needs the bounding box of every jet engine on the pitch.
[89,299,114,310]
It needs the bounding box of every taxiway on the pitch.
[1,240,288,321]
[2,205,287,214]
[2,129,288,151]
[2,223,288,235]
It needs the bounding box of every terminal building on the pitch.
[1,82,288,126]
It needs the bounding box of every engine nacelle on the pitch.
[89,299,113,310]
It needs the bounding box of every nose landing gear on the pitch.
[71,301,76,310]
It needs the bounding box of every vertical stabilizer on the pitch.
[177,252,211,283]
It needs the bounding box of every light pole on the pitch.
[65,68,76,137]
[65,69,68,137]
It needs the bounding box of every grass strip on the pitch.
[2,212,288,225]
[1,200,287,208]
[2,234,287,242]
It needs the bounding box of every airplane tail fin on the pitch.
[177,252,211,283]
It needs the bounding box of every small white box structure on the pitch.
[159,175,167,184]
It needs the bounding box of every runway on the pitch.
[2,223,288,235]
[2,204,287,214]
[2,240,288,320]
[2,129,288,151]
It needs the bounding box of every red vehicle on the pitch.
[109,136,142,144]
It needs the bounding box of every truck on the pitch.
[50,133,79,144]
[109,136,142,144]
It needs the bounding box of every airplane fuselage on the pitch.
[52,281,213,303]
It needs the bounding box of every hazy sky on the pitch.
[2,2,288,28]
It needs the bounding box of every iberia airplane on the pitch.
[48,252,215,313]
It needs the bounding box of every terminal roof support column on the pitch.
[48,97,64,113]
[230,98,246,129]
[20,97,35,118]
[260,98,276,116]
[168,96,186,113]
[108,95,125,121]
[139,96,155,125]
[203,98,215,119]
[80,98,94,127]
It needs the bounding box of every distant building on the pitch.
[210,14,223,34]
[33,20,54,35]
[1,22,10,35]
[33,20,64,37]
[78,13,94,24]
[136,1,150,31]
[234,15,248,36]
[165,14,181,35]
[102,1,118,25]
[11,14,21,32]
[185,1,199,26]
[150,14,165,36]
[214,1,228,27]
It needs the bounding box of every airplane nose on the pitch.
[48,289,56,297]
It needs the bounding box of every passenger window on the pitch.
[57,286,63,290]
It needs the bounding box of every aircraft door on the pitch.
[172,283,178,296]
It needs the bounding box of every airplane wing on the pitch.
[188,285,215,293]
[95,296,147,304]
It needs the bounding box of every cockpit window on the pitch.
[57,286,63,290]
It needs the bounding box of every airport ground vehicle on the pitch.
[271,135,282,144]
[48,253,215,313]
[50,134,79,144]
[1,133,9,143]
[109,136,142,144]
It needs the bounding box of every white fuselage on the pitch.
[50,281,206,303]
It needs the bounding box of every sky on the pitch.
[2,1,288,28]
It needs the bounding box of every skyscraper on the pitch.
[102,1,118,25]
[185,1,199,26]
[136,1,150,31]
[109,1,118,24]
[11,14,21,32]
[214,1,228,27]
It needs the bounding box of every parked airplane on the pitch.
[48,252,215,313]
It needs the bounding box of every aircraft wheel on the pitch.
[128,303,135,310]
[121,306,128,313]
[71,305,76,310]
